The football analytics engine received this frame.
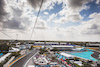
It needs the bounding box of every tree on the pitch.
[82,61,92,67]
[29,46,33,50]
[66,59,70,64]
[11,51,21,57]
[39,48,48,54]
[0,44,9,52]
[11,44,16,47]
[51,47,58,52]
[83,63,92,67]
[52,57,56,60]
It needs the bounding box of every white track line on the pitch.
[24,51,39,67]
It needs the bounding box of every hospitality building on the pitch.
[51,45,75,51]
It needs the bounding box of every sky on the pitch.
[0,0,100,42]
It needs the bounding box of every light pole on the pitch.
[16,34,18,40]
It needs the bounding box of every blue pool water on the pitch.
[99,54,100,57]
[85,49,94,51]
[0,53,3,56]
[69,51,97,61]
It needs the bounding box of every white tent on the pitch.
[28,65,35,67]
[60,52,75,58]
[9,47,20,52]
[74,61,83,66]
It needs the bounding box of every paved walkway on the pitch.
[91,51,100,60]
[3,56,15,67]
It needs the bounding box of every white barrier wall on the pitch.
[0,53,11,63]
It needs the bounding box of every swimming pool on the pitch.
[69,51,97,61]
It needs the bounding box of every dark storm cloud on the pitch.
[2,7,26,30]
[27,0,47,9]
[0,0,26,30]
[2,7,24,30]
[82,24,100,35]
[0,0,7,22]
[3,18,25,30]
[89,24,99,29]
[68,0,93,11]
[88,24,100,34]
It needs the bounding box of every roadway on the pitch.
[11,49,39,67]
[24,51,39,67]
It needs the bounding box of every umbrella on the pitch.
[62,60,64,62]
[60,58,63,61]
[68,64,71,66]
[64,62,67,64]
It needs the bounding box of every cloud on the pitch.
[55,12,83,23]
[27,0,46,9]
[2,7,23,29]
[57,0,92,23]
[68,14,83,22]
[1,6,32,30]
[53,12,100,41]
[0,0,8,22]
[47,13,57,22]
[53,17,68,23]
[90,24,99,29]
[11,7,23,18]
[44,12,49,15]
[65,0,93,12]
[35,18,47,29]
[89,12,100,18]
[3,18,25,30]
[27,0,57,11]
[27,0,47,10]
[81,13,100,35]
[96,0,100,4]
[0,0,100,41]
[81,23,100,35]
[0,0,25,30]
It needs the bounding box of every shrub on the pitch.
[73,63,83,67]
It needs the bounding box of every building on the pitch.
[89,44,100,47]
[26,44,33,49]
[19,45,26,50]
[51,45,75,51]
[34,42,45,45]
[46,42,59,45]
[87,42,100,47]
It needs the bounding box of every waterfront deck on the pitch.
[91,51,100,60]
[86,47,100,53]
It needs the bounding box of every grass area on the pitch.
[73,63,83,67]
